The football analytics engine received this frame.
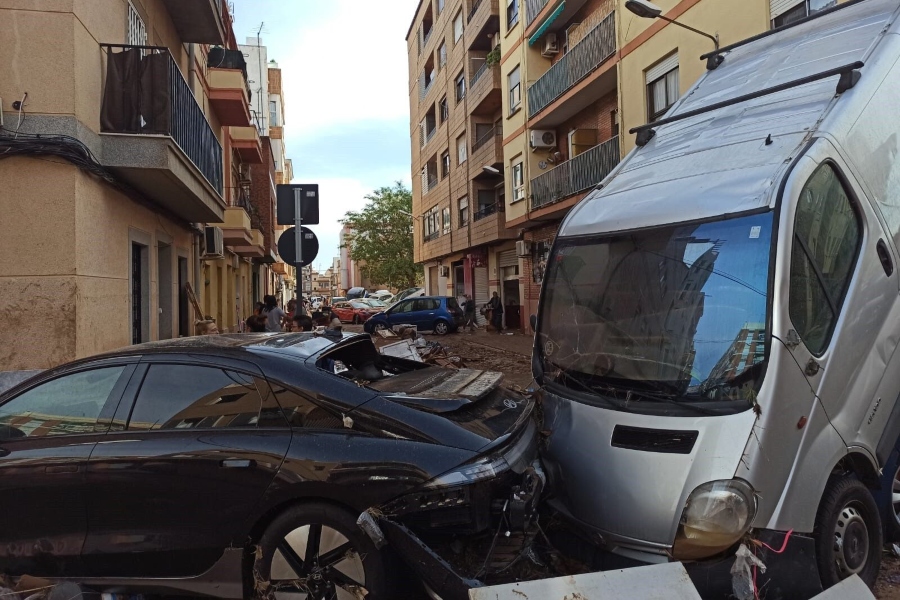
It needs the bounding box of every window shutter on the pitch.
[645,53,679,84]
[771,0,806,20]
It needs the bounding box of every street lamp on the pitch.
[625,0,720,54]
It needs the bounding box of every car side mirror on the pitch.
[530,314,537,330]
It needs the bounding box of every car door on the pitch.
[82,359,291,577]
[386,299,413,327]
[412,298,438,329]
[0,363,134,577]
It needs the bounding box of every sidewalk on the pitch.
[452,328,534,357]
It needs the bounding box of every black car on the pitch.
[0,333,538,599]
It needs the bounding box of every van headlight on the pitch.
[672,479,757,560]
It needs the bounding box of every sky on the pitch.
[231,0,419,272]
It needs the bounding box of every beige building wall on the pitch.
[500,5,529,224]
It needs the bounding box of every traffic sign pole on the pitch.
[294,189,303,304]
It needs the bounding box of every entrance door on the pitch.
[428,266,439,295]
[474,267,488,326]
[177,257,189,337]
[157,243,173,340]
[131,243,147,344]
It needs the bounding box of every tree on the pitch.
[340,182,418,290]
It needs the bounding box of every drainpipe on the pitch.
[188,43,197,93]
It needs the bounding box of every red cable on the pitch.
[751,530,794,599]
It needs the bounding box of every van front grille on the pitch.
[611,425,698,454]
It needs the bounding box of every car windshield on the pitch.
[537,211,773,412]
[350,301,371,309]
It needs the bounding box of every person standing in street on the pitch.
[462,294,476,333]
[488,291,503,334]
[264,295,286,332]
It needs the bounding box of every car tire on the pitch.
[373,322,387,332]
[433,320,450,335]
[252,502,390,599]
[814,475,882,589]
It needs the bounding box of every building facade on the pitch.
[0,0,291,370]
[499,0,828,330]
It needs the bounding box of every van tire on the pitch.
[814,475,881,589]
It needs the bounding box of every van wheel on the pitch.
[814,476,882,588]
[252,502,390,599]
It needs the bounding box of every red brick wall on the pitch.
[251,138,277,254]
[521,222,560,332]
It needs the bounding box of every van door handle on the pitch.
[220,459,255,468]
[877,239,894,276]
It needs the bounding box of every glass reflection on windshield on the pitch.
[538,211,773,407]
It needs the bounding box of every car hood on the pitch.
[362,367,534,453]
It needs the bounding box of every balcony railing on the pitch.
[527,12,616,118]
[207,47,252,103]
[422,27,434,49]
[100,45,224,194]
[425,230,441,242]
[525,0,550,27]
[472,126,500,152]
[232,184,252,214]
[420,77,435,101]
[474,202,499,221]
[471,61,489,87]
[530,136,619,210]
[468,0,485,22]
[423,174,439,194]
[423,127,437,147]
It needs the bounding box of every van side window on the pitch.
[789,163,861,355]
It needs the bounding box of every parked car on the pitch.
[359,298,389,310]
[346,287,368,300]
[369,290,394,303]
[331,296,347,305]
[535,2,900,596]
[332,300,382,324]
[364,296,463,335]
[393,287,425,303]
[0,333,537,598]
[309,296,324,310]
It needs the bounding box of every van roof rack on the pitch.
[630,61,864,147]
[700,0,869,70]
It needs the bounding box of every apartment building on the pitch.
[0,0,290,369]
[407,0,524,327]
[497,0,826,331]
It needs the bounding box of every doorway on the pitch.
[178,257,189,337]
[157,243,173,340]
[501,265,521,329]
[130,242,149,344]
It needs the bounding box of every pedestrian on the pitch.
[286,298,297,321]
[462,294,477,333]
[291,314,314,332]
[246,314,267,332]
[195,319,219,335]
[264,295,286,332]
[488,291,504,334]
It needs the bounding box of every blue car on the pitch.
[364,296,463,335]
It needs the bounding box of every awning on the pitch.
[528,1,565,46]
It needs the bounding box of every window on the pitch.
[456,71,466,103]
[439,96,449,123]
[269,100,279,127]
[611,109,619,137]
[457,134,467,164]
[442,207,451,233]
[128,365,264,430]
[439,41,447,68]
[512,161,525,202]
[414,298,440,311]
[268,384,341,429]
[454,10,464,43]
[441,150,451,179]
[507,0,520,28]
[789,163,861,355]
[127,1,147,46]
[646,55,679,122]
[508,65,521,114]
[0,367,126,439]
[459,196,469,227]
[391,300,414,314]
[772,0,835,28]
[424,206,441,240]
[438,0,446,15]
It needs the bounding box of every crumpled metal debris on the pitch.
[357,508,387,549]
[731,543,766,600]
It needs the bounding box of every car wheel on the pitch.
[253,502,389,599]
[374,322,387,332]
[814,475,882,589]
[433,320,450,335]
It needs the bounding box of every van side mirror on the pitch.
[530,314,537,330]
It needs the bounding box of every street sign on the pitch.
[277,184,320,225]
[277,226,319,267]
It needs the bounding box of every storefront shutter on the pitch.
[498,250,517,268]
[474,266,489,326]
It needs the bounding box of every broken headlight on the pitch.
[672,479,757,560]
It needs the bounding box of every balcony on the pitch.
[207,48,252,127]
[220,205,253,247]
[471,127,503,175]
[525,0,551,27]
[474,202,499,222]
[530,136,619,210]
[230,126,264,164]
[527,11,616,120]
[232,229,266,259]
[471,206,515,247]
[423,174,439,195]
[162,0,226,45]
[99,44,224,223]
[468,63,501,115]
[467,0,499,51]
[420,77,436,102]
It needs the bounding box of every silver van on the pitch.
[535,0,900,596]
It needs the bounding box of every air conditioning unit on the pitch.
[530,130,557,149]
[438,266,450,277]
[203,226,224,259]
[542,33,559,57]
[516,240,531,257]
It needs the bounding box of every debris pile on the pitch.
[377,331,467,369]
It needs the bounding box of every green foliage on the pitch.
[340,182,418,290]
[486,45,501,66]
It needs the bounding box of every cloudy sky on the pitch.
[231,0,419,271]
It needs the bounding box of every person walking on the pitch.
[264,295,286,332]
[462,294,477,333]
[488,291,504,334]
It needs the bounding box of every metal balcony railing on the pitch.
[423,174,439,194]
[525,0,550,26]
[424,230,441,242]
[425,127,437,145]
[530,136,619,210]
[422,27,434,49]
[232,184,252,213]
[474,202,499,221]
[100,44,224,194]
[527,12,616,118]
[472,126,500,152]
[420,77,435,101]
[207,47,252,103]
[471,61,489,87]
[468,0,485,22]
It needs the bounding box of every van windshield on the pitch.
[537,211,773,414]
